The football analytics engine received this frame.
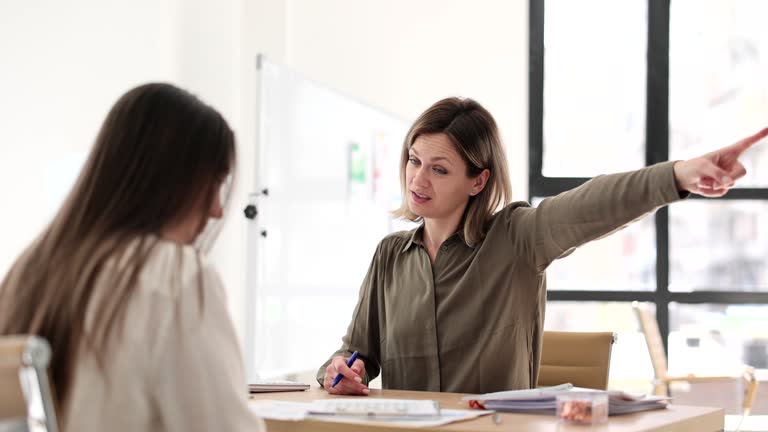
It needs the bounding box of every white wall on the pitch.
[0,1,528,346]
[0,0,276,341]
[209,0,290,340]
[0,0,179,276]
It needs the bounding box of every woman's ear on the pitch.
[470,169,490,195]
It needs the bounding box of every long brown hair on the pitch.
[0,83,235,409]
[392,97,512,245]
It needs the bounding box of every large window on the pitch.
[531,0,768,392]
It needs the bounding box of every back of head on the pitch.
[394,97,512,244]
[70,82,235,238]
[0,82,235,410]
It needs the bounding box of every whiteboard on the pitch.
[244,56,414,381]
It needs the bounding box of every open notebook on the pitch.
[249,380,310,393]
[309,398,441,419]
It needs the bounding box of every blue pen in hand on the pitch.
[331,351,360,388]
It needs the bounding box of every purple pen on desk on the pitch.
[331,350,359,388]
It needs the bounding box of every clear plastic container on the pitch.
[556,392,609,425]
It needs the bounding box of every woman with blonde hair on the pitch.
[0,83,264,431]
[318,96,768,395]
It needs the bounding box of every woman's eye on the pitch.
[409,157,420,165]
[433,167,447,175]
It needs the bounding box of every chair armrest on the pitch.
[659,375,737,383]
[661,364,758,384]
[742,366,758,416]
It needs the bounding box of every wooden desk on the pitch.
[249,387,724,432]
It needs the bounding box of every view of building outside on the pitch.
[543,212,656,292]
[540,0,768,410]
[669,1,768,188]
[669,201,768,292]
[667,0,768,379]
[542,0,646,178]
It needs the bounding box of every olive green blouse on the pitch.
[317,161,685,394]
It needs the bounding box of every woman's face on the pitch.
[193,177,226,238]
[162,177,226,245]
[207,178,226,220]
[405,133,484,223]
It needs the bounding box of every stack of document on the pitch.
[248,380,310,393]
[462,383,670,415]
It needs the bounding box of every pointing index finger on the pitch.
[731,127,768,156]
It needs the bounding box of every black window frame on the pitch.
[529,0,768,357]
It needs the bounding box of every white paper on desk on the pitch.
[309,398,440,417]
[249,400,311,421]
[311,409,493,428]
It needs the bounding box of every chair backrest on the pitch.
[538,331,616,390]
[0,335,58,432]
[632,301,670,394]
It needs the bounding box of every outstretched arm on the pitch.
[506,127,768,272]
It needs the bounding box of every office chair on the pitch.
[0,335,59,432]
[632,301,758,417]
[538,331,617,390]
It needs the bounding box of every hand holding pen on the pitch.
[323,350,370,395]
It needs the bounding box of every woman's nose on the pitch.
[411,167,429,187]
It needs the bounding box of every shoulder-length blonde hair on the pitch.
[0,83,235,410]
[392,97,512,245]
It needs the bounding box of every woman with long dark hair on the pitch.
[0,83,264,431]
